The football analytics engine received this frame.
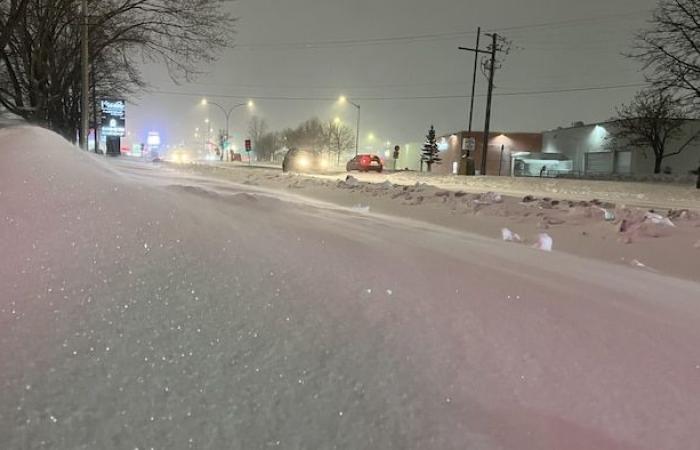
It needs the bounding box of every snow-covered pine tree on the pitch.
[421,125,441,172]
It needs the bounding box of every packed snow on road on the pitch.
[2,127,700,450]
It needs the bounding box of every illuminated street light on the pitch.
[334,117,341,125]
[200,99,255,161]
[338,95,360,156]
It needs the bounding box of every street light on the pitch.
[201,98,254,161]
[339,95,360,156]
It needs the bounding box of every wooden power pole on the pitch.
[459,32,503,176]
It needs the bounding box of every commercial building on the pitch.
[435,131,543,176]
[542,120,700,177]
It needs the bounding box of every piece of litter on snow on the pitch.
[344,176,359,187]
[386,289,393,295]
[644,212,675,227]
[597,207,615,221]
[630,259,658,272]
[501,228,521,242]
[352,204,370,213]
[533,233,553,252]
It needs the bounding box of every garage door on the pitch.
[585,152,613,175]
[614,151,632,175]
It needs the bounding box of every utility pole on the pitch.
[466,27,480,136]
[80,0,89,150]
[481,32,498,176]
[354,104,361,156]
[459,31,501,176]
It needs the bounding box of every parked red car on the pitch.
[346,154,383,173]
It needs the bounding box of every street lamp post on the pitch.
[201,99,254,161]
[339,96,361,157]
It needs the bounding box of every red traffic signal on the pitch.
[245,139,252,152]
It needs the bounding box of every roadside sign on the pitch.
[463,137,476,152]
[100,99,126,137]
[393,145,400,160]
[245,139,252,152]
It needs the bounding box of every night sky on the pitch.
[129,0,656,150]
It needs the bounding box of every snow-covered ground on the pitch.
[2,126,700,450]
[218,161,700,209]
[181,163,700,281]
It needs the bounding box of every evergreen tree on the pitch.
[421,125,441,172]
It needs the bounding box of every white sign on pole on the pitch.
[463,137,476,152]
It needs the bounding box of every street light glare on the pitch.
[201,98,208,106]
[247,100,254,108]
[334,117,341,124]
[338,95,347,104]
[205,118,209,124]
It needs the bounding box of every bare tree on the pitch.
[282,118,326,150]
[633,0,700,103]
[0,0,29,52]
[325,119,355,164]
[248,116,268,148]
[610,90,698,174]
[0,0,235,140]
[257,132,281,162]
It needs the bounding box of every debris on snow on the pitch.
[340,175,360,188]
[644,212,675,227]
[501,228,522,242]
[533,233,553,252]
[630,259,658,272]
[597,208,616,222]
[351,204,370,213]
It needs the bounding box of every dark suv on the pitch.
[346,154,383,173]
[282,148,327,173]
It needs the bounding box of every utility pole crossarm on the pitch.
[458,47,490,54]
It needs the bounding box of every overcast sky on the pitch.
[130,0,657,150]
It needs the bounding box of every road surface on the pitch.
[2,127,700,449]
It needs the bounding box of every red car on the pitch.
[346,154,383,173]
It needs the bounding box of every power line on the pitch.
[149,82,648,102]
[233,10,652,51]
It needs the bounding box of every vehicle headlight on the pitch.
[297,156,311,168]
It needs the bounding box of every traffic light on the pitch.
[245,139,252,152]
